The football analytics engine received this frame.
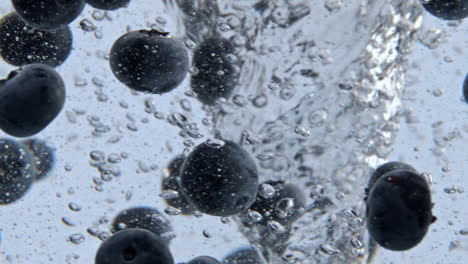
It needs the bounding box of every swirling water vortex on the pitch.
[165,0,424,263]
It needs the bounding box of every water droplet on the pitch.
[205,139,225,148]
[319,244,340,255]
[247,210,263,223]
[267,220,287,234]
[164,207,181,216]
[68,234,85,245]
[350,238,364,249]
[294,125,310,137]
[203,229,212,238]
[259,183,276,198]
[421,172,433,186]
[69,203,82,212]
[160,190,179,200]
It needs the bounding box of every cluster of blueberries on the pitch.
[0,0,465,263]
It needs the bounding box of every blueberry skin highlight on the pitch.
[0,64,66,137]
[12,0,86,31]
[421,0,468,20]
[0,138,35,205]
[111,207,173,243]
[188,256,221,264]
[110,30,189,94]
[366,161,417,196]
[180,140,259,217]
[95,228,174,264]
[191,37,238,105]
[86,0,131,10]
[366,169,435,251]
[0,12,72,67]
[161,155,196,215]
[21,138,55,181]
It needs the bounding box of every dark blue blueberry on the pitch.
[111,207,173,243]
[366,169,435,251]
[0,64,66,137]
[191,37,238,105]
[187,256,221,264]
[86,0,131,10]
[366,161,418,197]
[0,138,35,205]
[463,73,467,104]
[161,155,196,215]
[95,228,174,264]
[180,140,259,216]
[0,12,72,67]
[21,138,55,181]
[12,0,86,31]
[421,0,468,20]
[110,30,189,94]
[222,248,263,264]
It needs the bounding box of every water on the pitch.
[0,0,465,264]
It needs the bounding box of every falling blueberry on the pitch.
[110,29,189,94]
[0,138,35,205]
[111,207,173,243]
[0,64,66,137]
[12,0,86,30]
[95,228,174,264]
[191,37,238,105]
[0,12,73,67]
[86,0,131,10]
[180,140,259,216]
[421,0,468,20]
[223,247,263,264]
[188,256,221,264]
[366,169,436,251]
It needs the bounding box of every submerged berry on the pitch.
[180,140,258,216]
[366,169,436,251]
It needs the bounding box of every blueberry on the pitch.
[187,256,221,264]
[421,0,468,20]
[246,180,305,227]
[191,37,238,105]
[161,155,196,215]
[222,248,263,264]
[21,138,55,181]
[0,64,66,137]
[180,140,259,216]
[111,207,173,243]
[0,138,35,205]
[12,0,86,31]
[463,73,467,104]
[86,0,131,10]
[95,228,174,264]
[366,161,418,197]
[0,12,72,67]
[110,30,189,94]
[366,169,436,251]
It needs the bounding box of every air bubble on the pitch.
[319,244,340,255]
[259,183,276,199]
[69,203,82,212]
[68,234,85,245]
[205,138,225,148]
